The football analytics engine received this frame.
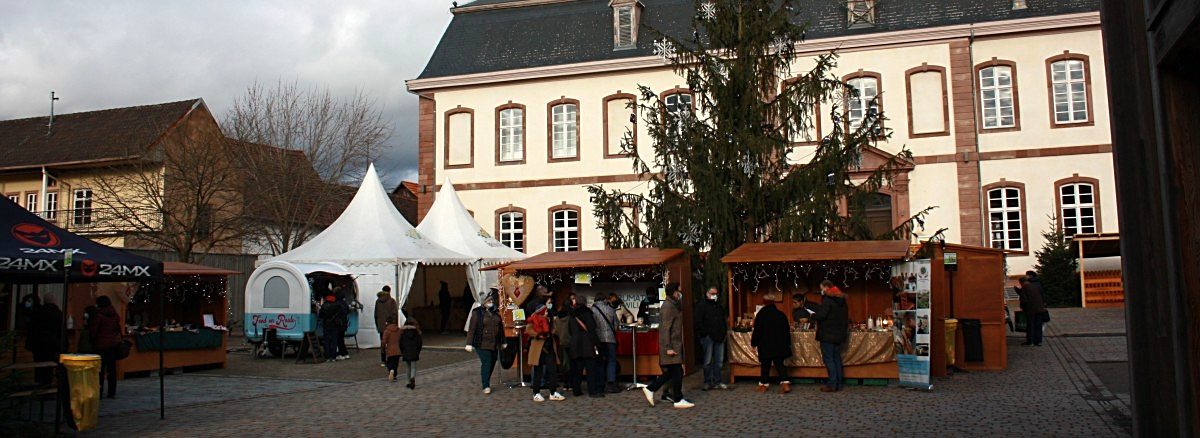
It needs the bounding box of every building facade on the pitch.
[407,0,1114,273]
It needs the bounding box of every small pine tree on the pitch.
[1033,217,1081,306]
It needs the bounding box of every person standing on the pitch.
[399,318,423,389]
[27,294,62,387]
[804,280,849,393]
[526,302,564,402]
[642,283,693,409]
[568,295,603,398]
[591,292,620,393]
[751,292,792,394]
[695,287,730,391]
[1017,273,1047,346]
[465,293,503,394]
[380,315,402,382]
[374,286,398,366]
[438,281,452,334]
[91,296,123,398]
[334,291,351,360]
[318,295,347,361]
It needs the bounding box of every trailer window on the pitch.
[264,276,290,308]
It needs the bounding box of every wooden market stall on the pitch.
[1068,233,1125,308]
[720,240,1008,382]
[118,262,237,377]
[721,241,908,380]
[492,248,694,377]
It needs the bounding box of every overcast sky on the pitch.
[0,1,455,188]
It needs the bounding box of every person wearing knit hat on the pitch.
[752,291,793,394]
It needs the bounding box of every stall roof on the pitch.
[163,262,241,276]
[721,240,911,264]
[1068,233,1121,258]
[502,248,685,271]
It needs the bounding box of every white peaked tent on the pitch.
[417,178,527,316]
[269,164,473,347]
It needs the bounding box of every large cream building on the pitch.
[406,0,1115,274]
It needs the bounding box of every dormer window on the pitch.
[847,0,875,28]
[612,1,641,50]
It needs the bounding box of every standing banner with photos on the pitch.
[892,259,933,390]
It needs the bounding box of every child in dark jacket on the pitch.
[380,316,402,382]
[400,319,423,389]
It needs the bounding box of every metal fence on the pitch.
[125,249,259,335]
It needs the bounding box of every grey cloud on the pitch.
[0,0,453,189]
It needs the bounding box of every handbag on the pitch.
[115,340,132,360]
[1040,311,1051,323]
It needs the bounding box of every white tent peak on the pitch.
[417,176,526,264]
[270,163,473,266]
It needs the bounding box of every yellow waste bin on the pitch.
[944,318,958,367]
[60,354,101,431]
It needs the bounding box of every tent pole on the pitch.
[54,263,68,433]
[159,281,165,419]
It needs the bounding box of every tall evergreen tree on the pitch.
[1033,217,1081,306]
[588,0,933,292]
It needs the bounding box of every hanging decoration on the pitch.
[699,1,717,21]
[729,260,898,294]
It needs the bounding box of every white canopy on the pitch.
[417,178,527,329]
[269,164,473,347]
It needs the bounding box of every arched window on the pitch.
[547,98,580,161]
[549,205,581,252]
[984,180,1028,252]
[975,59,1020,131]
[1046,52,1093,127]
[263,276,290,308]
[496,103,526,164]
[1056,175,1101,236]
[843,71,882,132]
[496,207,526,253]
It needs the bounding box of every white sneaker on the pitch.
[533,393,545,402]
[549,392,565,401]
[673,399,695,409]
[716,383,729,390]
[483,387,492,395]
[642,387,655,406]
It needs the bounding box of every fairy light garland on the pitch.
[729,260,897,294]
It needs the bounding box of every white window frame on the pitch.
[1059,183,1097,236]
[499,108,524,162]
[551,103,578,159]
[44,192,58,220]
[664,93,692,117]
[846,77,879,130]
[73,188,93,225]
[987,187,1023,251]
[614,5,634,49]
[499,211,525,253]
[551,209,579,252]
[1051,60,1088,124]
[979,66,1016,129]
[25,193,38,214]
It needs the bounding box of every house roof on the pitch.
[398,181,420,197]
[0,99,205,171]
[721,240,911,264]
[502,248,685,271]
[419,0,1099,80]
[163,261,241,276]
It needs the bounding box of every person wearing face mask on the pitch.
[642,283,693,409]
[465,293,504,394]
[591,291,620,393]
[803,280,850,393]
[694,287,729,391]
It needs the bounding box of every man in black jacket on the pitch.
[694,287,729,390]
[1016,272,1048,346]
[751,292,792,394]
[567,296,603,397]
[804,280,849,392]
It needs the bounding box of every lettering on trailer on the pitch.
[0,257,59,272]
[251,314,298,330]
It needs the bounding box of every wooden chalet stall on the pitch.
[118,262,236,377]
[492,248,693,377]
[721,241,908,380]
[1068,233,1124,308]
[720,241,1009,382]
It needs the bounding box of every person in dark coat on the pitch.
[465,293,504,394]
[642,283,693,408]
[318,295,347,361]
[374,286,398,365]
[381,316,402,382]
[399,318,423,389]
[91,295,123,398]
[804,280,850,392]
[26,294,62,387]
[526,302,564,402]
[1016,273,1048,346]
[751,292,792,394]
[695,287,729,390]
[438,281,452,334]
[567,295,603,397]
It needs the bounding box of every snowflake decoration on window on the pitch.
[771,35,791,54]
[652,38,676,61]
[699,1,717,21]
